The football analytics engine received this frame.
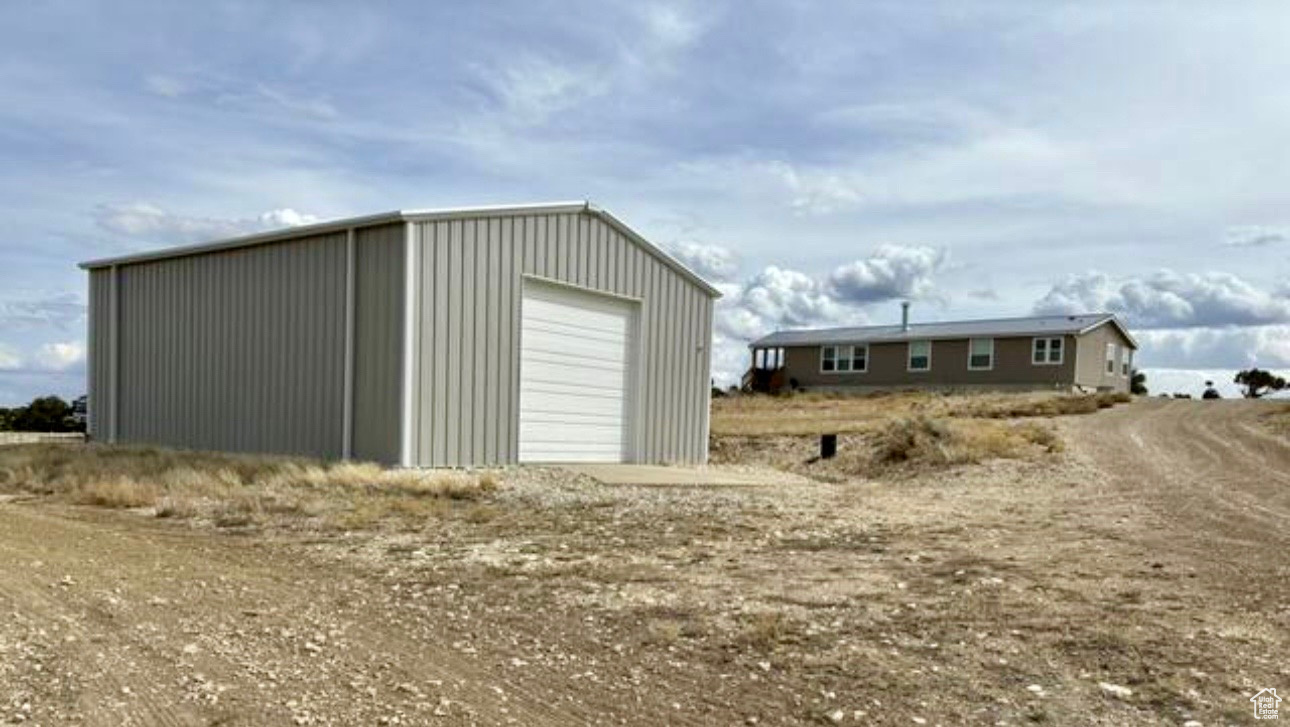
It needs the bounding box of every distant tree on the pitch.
[1129,368,1148,395]
[0,407,12,430]
[9,396,77,432]
[1201,380,1221,400]
[1234,368,1287,399]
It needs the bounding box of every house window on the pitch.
[1121,348,1131,377]
[968,338,994,370]
[908,341,931,371]
[1106,343,1116,374]
[821,346,837,372]
[850,344,868,372]
[1032,337,1063,364]
[821,344,868,373]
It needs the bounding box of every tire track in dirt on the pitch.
[1064,399,1290,575]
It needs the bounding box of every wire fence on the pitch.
[0,432,86,446]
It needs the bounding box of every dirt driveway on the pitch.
[2,400,1288,725]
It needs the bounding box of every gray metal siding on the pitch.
[351,223,405,463]
[409,211,713,466]
[112,232,349,457]
[87,268,115,440]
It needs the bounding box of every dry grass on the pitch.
[711,389,1130,437]
[1262,403,1290,434]
[0,443,500,531]
[711,416,1064,479]
[75,477,160,508]
[874,416,1063,467]
[711,390,1118,478]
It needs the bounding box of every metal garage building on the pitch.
[81,202,720,466]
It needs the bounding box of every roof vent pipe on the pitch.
[901,301,911,332]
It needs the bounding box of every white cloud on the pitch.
[1034,270,1290,328]
[238,83,339,121]
[0,344,21,371]
[0,293,85,331]
[665,241,739,282]
[1139,369,1247,399]
[715,266,853,342]
[708,266,853,384]
[258,208,320,227]
[1135,325,1290,369]
[31,341,85,372]
[0,340,86,374]
[1224,225,1289,248]
[94,203,320,244]
[475,56,608,125]
[707,243,947,383]
[827,244,947,304]
[145,74,186,98]
[639,4,704,49]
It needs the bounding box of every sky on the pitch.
[3,0,1290,405]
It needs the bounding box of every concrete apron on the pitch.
[561,464,781,487]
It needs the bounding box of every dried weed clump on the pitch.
[874,416,1063,468]
[0,444,501,531]
[75,477,161,508]
[1263,404,1290,435]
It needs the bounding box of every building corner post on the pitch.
[399,221,417,467]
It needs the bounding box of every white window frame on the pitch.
[821,345,838,372]
[821,344,868,374]
[1032,337,1064,365]
[1121,348,1131,377]
[1106,343,1116,374]
[967,338,994,371]
[850,343,868,373]
[907,340,932,372]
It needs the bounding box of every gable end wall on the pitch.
[406,211,714,466]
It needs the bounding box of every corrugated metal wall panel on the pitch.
[111,231,349,458]
[351,223,406,463]
[409,210,713,466]
[86,268,114,440]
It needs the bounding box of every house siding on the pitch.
[781,335,1079,391]
[1073,322,1134,392]
[407,210,714,466]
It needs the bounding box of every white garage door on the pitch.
[518,281,637,463]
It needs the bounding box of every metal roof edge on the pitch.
[78,210,407,269]
[584,204,723,299]
[78,202,592,270]
[400,200,589,222]
[748,313,1131,348]
[78,202,725,301]
[1077,314,1139,349]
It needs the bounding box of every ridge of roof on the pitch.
[77,201,720,298]
[750,312,1135,348]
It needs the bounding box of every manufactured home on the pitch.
[746,304,1137,394]
[82,202,719,466]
